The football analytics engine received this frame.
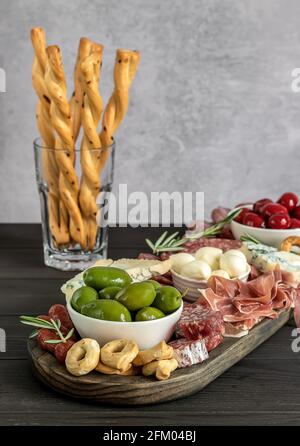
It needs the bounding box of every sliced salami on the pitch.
[204,332,223,352]
[176,303,224,340]
[168,338,208,368]
[183,237,241,253]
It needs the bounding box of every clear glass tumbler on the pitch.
[34,138,115,271]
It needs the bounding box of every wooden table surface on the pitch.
[0,224,299,426]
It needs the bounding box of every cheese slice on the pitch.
[241,241,300,283]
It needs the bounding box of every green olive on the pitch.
[71,286,98,312]
[81,299,132,322]
[153,286,182,313]
[143,279,162,290]
[83,266,132,290]
[135,306,165,321]
[115,282,156,311]
[98,286,122,300]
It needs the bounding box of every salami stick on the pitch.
[70,38,94,144]
[98,49,140,171]
[79,45,104,249]
[45,45,85,247]
[30,27,68,245]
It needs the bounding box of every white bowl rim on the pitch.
[232,205,300,233]
[67,299,183,326]
[171,264,251,284]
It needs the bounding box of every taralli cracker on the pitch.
[142,358,178,381]
[280,236,300,252]
[133,341,173,367]
[95,360,137,376]
[66,338,100,376]
[101,339,139,372]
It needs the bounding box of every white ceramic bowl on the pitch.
[230,206,300,248]
[171,265,251,302]
[67,300,183,350]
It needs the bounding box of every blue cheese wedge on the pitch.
[241,241,300,283]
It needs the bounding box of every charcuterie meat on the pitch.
[183,237,241,254]
[211,207,230,224]
[204,332,223,352]
[176,303,224,340]
[151,272,173,286]
[199,270,295,337]
[168,338,208,368]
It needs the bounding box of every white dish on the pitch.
[230,205,300,248]
[171,265,251,302]
[67,300,183,350]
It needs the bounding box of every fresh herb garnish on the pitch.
[240,233,261,244]
[145,208,241,255]
[20,315,74,344]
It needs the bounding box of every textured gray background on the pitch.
[0,0,300,222]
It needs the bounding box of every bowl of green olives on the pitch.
[66,266,184,349]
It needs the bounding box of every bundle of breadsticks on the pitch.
[31,27,140,250]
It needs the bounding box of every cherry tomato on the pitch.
[268,212,291,229]
[289,218,300,229]
[253,198,273,214]
[234,207,250,223]
[261,203,288,219]
[48,304,73,330]
[37,329,59,354]
[54,340,75,364]
[292,205,300,220]
[242,212,265,228]
[277,192,298,212]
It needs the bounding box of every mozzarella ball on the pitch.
[180,260,211,280]
[223,249,247,263]
[210,269,230,279]
[195,247,222,271]
[219,254,247,278]
[170,253,195,273]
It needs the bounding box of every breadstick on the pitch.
[78,45,104,249]
[70,38,94,144]
[98,49,140,171]
[30,27,69,245]
[45,45,85,247]
[80,49,140,250]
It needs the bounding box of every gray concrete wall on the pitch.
[1,0,300,222]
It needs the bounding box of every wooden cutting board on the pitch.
[28,309,291,406]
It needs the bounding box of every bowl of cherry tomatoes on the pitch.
[231,192,300,247]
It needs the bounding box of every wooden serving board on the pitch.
[28,309,291,406]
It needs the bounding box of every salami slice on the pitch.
[183,237,241,253]
[176,303,224,340]
[168,338,208,368]
[204,332,223,352]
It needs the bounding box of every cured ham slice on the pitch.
[199,270,294,337]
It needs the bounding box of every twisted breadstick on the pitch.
[30,28,68,245]
[79,45,104,249]
[70,38,94,144]
[98,49,140,171]
[79,49,140,250]
[45,45,85,247]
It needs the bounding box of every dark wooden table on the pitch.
[0,224,299,426]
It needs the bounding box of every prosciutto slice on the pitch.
[199,270,294,337]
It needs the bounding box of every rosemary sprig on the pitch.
[186,208,242,240]
[20,315,74,344]
[145,208,241,254]
[240,233,261,244]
